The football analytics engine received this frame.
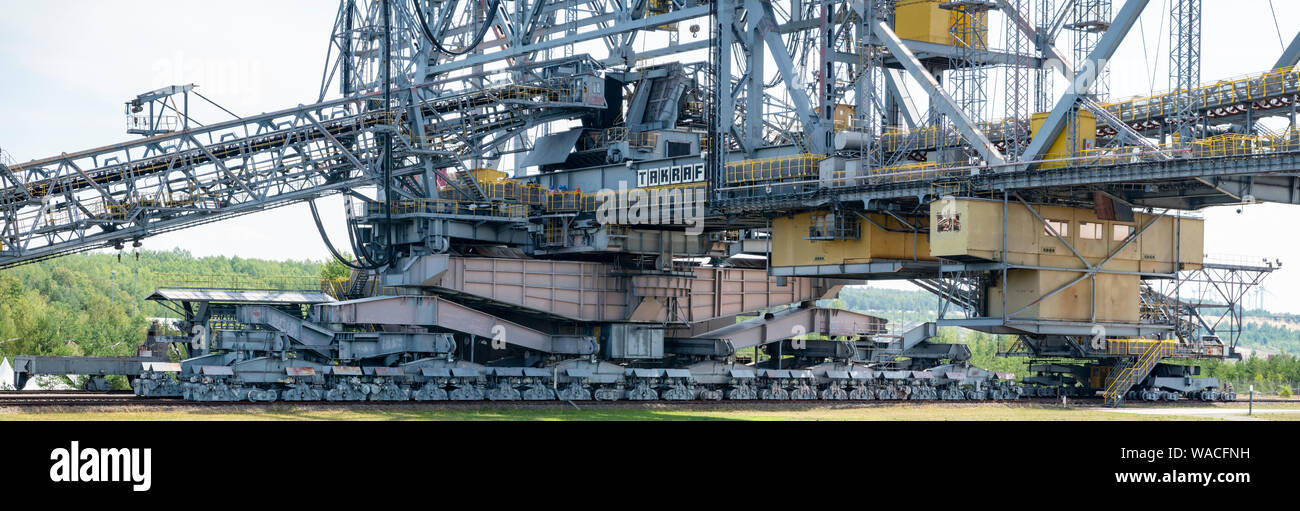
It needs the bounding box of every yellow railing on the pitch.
[1103,66,1300,124]
[1106,339,1179,358]
[875,119,1022,154]
[931,180,970,198]
[321,276,406,299]
[371,198,529,218]
[724,153,824,185]
[542,218,566,246]
[547,191,584,211]
[478,180,520,201]
[91,191,225,223]
[603,127,659,149]
[1104,340,1168,402]
[520,183,546,206]
[1192,133,1264,158]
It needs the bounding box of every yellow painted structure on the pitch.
[770,211,935,267]
[895,0,988,49]
[1089,365,1112,389]
[833,104,856,131]
[988,268,1140,322]
[930,198,1203,323]
[1029,110,1096,168]
[467,168,508,183]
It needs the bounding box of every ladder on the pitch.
[344,268,373,300]
[1103,341,1166,406]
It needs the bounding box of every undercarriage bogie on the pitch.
[1023,361,1238,402]
[144,361,1032,403]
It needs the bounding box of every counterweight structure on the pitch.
[3,0,1297,404]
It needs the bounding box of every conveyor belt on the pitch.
[0,81,602,268]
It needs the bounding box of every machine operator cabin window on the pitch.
[1113,224,1136,242]
[1043,219,1069,238]
[1079,222,1102,240]
[937,213,960,232]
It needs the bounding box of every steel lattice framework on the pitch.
[1168,0,1201,144]
[2,0,1300,270]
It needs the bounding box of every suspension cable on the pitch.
[1268,0,1284,50]
[309,198,385,270]
[414,0,503,56]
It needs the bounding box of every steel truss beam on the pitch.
[1020,0,1148,168]
[0,78,601,268]
[744,0,824,153]
[873,21,1007,166]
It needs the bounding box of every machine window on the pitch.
[937,213,961,232]
[1043,219,1069,238]
[1079,222,1102,240]
[666,141,692,157]
[1113,224,1135,241]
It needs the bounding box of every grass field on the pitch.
[5,402,1299,421]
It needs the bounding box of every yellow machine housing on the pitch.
[1089,365,1111,389]
[895,0,988,49]
[467,168,508,183]
[770,211,935,267]
[930,199,1204,323]
[1029,110,1097,168]
[833,104,856,131]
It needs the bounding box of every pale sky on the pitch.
[1,1,1298,311]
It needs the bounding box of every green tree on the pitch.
[320,254,354,281]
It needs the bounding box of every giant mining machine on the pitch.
[2,0,1296,405]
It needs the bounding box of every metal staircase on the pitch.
[911,276,983,315]
[1103,341,1166,406]
[345,269,374,299]
[453,170,487,202]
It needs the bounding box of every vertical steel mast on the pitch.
[1169,0,1201,144]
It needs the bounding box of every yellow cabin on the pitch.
[1030,110,1097,168]
[770,211,935,268]
[930,198,1203,323]
[895,0,989,49]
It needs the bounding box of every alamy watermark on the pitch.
[151,51,264,102]
[593,180,706,236]
[49,441,152,492]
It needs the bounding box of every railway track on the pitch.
[0,392,1293,409]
